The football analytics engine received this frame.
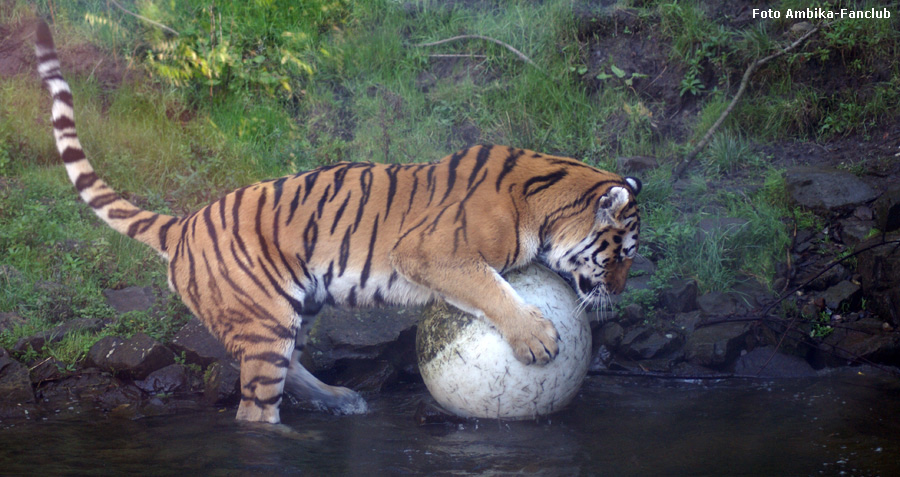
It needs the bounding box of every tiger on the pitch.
[35,20,641,424]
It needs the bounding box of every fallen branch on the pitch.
[672,23,824,179]
[108,0,180,36]
[412,34,539,70]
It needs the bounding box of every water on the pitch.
[2,372,898,475]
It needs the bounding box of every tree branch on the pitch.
[672,23,825,179]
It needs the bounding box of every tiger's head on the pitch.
[542,176,641,308]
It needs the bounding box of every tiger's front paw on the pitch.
[507,306,559,366]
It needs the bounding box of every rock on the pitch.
[0,349,34,404]
[330,360,398,394]
[838,219,875,246]
[96,384,145,411]
[103,286,156,315]
[785,167,878,213]
[203,359,241,406]
[619,303,645,326]
[169,318,228,367]
[874,183,900,233]
[697,292,740,316]
[616,156,659,174]
[734,347,817,378]
[307,306,421,370]
[13,318,103,354]
[86,333,175,379]
[0,312,26,333]
[30,357,73,385]
[803,264,849,291]
[672,311,704,333]
[659,279,699,313]
[820,318,900,366]
[820,280,861,311]
[595,321,624,349]
[621,330,681,360]
[135,364,189,395]
[35,367,118,406]
[684,322,750,368]
[857,234,900,325]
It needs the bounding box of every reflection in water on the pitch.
[2,371,898,475]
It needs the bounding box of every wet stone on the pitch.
[874,183,900,233]
[684,322,750,368]
[0,350,34,404]
[820,318,900,366]
[821,280,861,311]
[622,331,681,360]
[169,318,228,367]
[203,359,240,406]
[595,321,624,349]
[330,360,398,394]
[734,347,817,378]
[135,364,189,395]
[857,234,900,326]
[659,279,699,313]
[803,264,849,292]
[307,306,421,370]
[672,311,703,333]
[697,292,739,316]
[86,333,175,380]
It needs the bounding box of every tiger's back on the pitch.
[36,20,641,424]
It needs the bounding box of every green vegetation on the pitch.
[2,0,898,363]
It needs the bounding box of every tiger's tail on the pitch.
[35,20,179,258]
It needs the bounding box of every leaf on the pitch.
[610,64,626,78]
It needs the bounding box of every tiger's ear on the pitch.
[625,177,642,196]
[596,186,630,223]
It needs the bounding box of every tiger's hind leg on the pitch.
[235,338,295,424]
[283,317,368,415]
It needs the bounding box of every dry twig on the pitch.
[108,0,180,36]
[672,23,825,179]
[413,34,539,70]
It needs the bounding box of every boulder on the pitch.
[820,280,861,311]
[103,286,156,315]
[785,167,878,213]
[857,234,900,325]
[684,322,750,368]
[169,318,228,367]
[135,364,189,395]
[659,279,699,313]
[306,306,421,370]
[621,330,682,360]
[203,359,241,406]
[874,183,900,233]
[734,347,817,378]
[0,349,34,404]
[820,318,900,366]
[86,333,175,379]
[697,292,740,316]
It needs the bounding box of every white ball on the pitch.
[416,264,591,419]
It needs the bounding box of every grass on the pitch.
[2,0,898,364]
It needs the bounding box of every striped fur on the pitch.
[36,20,641,424]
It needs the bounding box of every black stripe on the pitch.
[352,167,373,233]
[54,90,74,107]
[338,226,351,276]
[158,217,178,253]
[244,352,290,368]
[125,214,160,237]
[468,145,492,190]
[74,172,98,192]
[61,146,85,164]
[111,208,140,220]
[359,213,379,289]
[523,169,567,197]
[384,164,399,219]
[330,192,352,235]
[88,192,119,209]
[440,149,467,204]
[271,177,287,208]
[303,213,318,262]
[232,188,253,267]
[52,115,76,131]
[495,147,524,192]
